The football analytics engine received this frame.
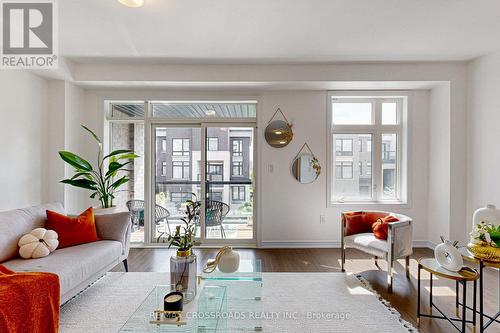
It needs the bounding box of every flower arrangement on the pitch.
[468,221,500,261]
[469,221,500,247]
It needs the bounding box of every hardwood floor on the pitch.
[111,247,499,333]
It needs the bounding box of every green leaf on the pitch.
[103,149,133,160]
[109,176,129,190]
[81,125,101,144]
[59,151,93,171]
[61,178,97,190]
[71,172,93,180]
[105,161,130,178]
[89,192,98,199]
[118,153,139,160]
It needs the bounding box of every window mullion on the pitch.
[372,131,382,201]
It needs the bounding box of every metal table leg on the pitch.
[417,263,421,327]
[430,272,433,314]
[473,279,477,333]
[456,280,460,316]
[462,280,467,333]
[480,261,484,332]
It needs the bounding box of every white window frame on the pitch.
[327,91,409,206]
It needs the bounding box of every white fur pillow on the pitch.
[18,228,59,259]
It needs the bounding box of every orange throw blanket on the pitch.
[0,265,60,333]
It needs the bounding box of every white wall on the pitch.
[428,83,451,245]
[467,52,500,234]
[41,61,469,246]
[0,71,48,211]
[71,88,432,245]
[259,90,430,246]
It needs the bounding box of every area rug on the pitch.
[59,272,417,333]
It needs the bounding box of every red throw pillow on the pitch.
[372,215,400,240]
[46,207,100,248]
[344,211,373,236]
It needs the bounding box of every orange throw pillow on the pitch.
[372,215,400,240]
[344,211,373,236]
[46,207,100,248]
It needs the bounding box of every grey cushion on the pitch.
[95,212,131,256]
[344,233,388,258]
[0,202,64,262]
[2,240,122,296]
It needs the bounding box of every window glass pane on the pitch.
[110,103,145,118]
[110,122,145,243]
[382,133,397,198]
[333,134,372,200]
[382,102,398,125]
[332,102,372,125]
[152,102,257,118]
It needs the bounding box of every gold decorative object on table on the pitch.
[468,218,500,262]
[149,310,186,326]
[467,241,500,262]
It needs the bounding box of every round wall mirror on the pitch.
[265,120,293,148]
[291,153,321,184]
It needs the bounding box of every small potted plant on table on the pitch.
[168,198,200,303]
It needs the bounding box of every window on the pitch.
[172,138,190,156]
[171,192,192,205]
[172,161,190,179]
[335,162,353,179]
[336,138,353,156]
[232,139,243,157]
[232,162,243,177]
[329,94,405,203]
[161,162,167,176]
[207,137,218,151]
[231,186,246,201]
[207,162,223,181]
[161,139,167,152]
[208,191,223,202]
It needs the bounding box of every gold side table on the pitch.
[459,247,500,332]
[418,258,479,333]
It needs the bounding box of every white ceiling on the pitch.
[61,0,500,63]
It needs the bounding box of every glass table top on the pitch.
[199,259,262,282]
[119,284,227,333]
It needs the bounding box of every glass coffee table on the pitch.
[120,260,263,332]
[199,259,263,332]
[119,284,227,332]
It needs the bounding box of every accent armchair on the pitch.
[341,211,413,293]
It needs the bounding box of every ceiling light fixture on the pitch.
[118,0,144,8]
[205,110,216,116]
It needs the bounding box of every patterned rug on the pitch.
[59,272,417,333]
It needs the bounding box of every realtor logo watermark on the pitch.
[1,0,58,69]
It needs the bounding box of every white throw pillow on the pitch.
[18,228,59,259]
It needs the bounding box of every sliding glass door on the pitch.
[205,126,254,241]
[152,126,202,242]
[152,124,255,244]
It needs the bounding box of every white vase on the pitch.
[217,247,240,273]
[472,204,500,227]
[93,206,121,215]
[434,240,463,272]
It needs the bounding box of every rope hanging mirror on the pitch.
[264,108,293,148]
[291,143,321,184]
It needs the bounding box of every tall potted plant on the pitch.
[168,197,200,303]
[59,125,138,212]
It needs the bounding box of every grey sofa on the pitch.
[0,203,131,304]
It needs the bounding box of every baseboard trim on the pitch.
[260,240,434,249]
